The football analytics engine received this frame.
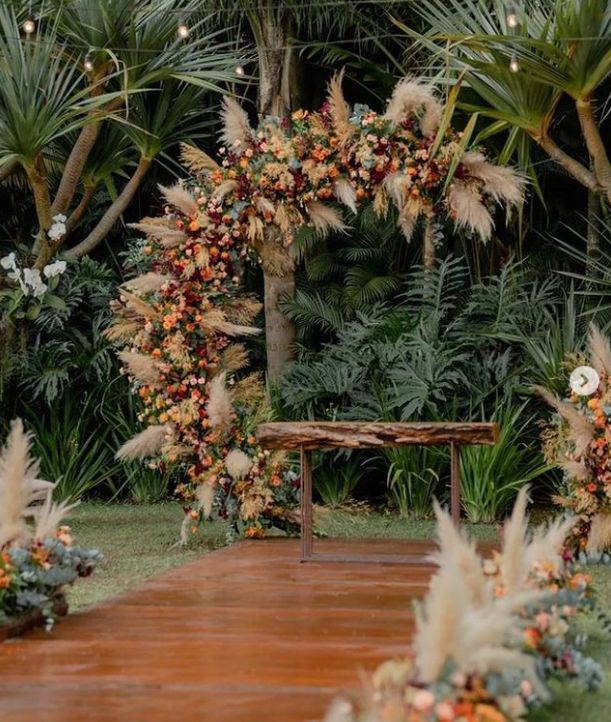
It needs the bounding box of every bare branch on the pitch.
[534,132,600,192]
[64,182,100,238]
[64,156,154,259]
[576,97,611,204]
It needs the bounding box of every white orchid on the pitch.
[0,252,17,272]
[569,365,600,396]
[48,214,67,242]
[43,260,67,278]
[22,268,47,298]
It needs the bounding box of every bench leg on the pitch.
[450,442,461,525]
[300,447,314,561]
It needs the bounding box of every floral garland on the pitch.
[325,490,604,722]
[538,325,611,552]
[110,75,524,539]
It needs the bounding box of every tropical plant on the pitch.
[384,446,446,518]
[314,451,366,507]
[459,400,550,523]
[403,0,611,207]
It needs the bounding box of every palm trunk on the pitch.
[249,8,297,380]
[264,271,296,381]
[423,218,436,270]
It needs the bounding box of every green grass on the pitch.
[64,502,611,722]
[65,502,228,610]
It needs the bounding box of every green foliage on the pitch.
[23,394,119,502]
[459,400,550,523]
[384,446,446,518]
[314,451,366,507]
[279,257,568,518]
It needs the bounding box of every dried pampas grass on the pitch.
[196,481,216,519]
[129,221,187,248]
[180,143,220,174]
[104,320,142,343]
[327,70,353,143]
[460,152,525,208]
[384,77,442,137]
[158,184,199,217]
[432,500,489,606]
[225,449,252,479]
[211,179,238,204]
[587,513,611,553]
[121,272,172,295]
[117,351,159,385]
[498,486,530,595]
[535,386,595,457]
[220,344,250,373]
[206,372,233,432]
[588,323,611,377]
[306,201,348,236]
[119,290,161,322]
[447,182,494,241]
[34,493,79,541]
[333,177,357,213]
[116,424,172,461]
[524,514,575,573]
[221,96,253,148]
[0,419,54,548]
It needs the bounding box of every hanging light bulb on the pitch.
[177,22,189,39]
[84,52,95,72]
[22,18,36,35]
[509,52,520,73]
[506,7,519,28]
[235,64,245,76]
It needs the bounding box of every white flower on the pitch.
[22,268,47,298]
[43,260,67,278]
[569,365,600,396]
[0,252,17,272]
[48,214,67,242]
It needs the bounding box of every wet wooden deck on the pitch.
[0,538,436,722]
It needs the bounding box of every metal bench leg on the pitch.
[450,442,461,525]
[300,447,314,561]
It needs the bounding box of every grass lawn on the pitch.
[65,502,611,721]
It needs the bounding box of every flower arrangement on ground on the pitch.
[325,488,603,722]
[537,324,611,552]
[0,419,101,631]
[109,74,524,540]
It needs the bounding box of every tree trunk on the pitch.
[423,218,436,269]
[263,271,296,382]
[249,8,298,380]
[586,188,601,283]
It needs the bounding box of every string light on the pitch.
[509,53,520,73]
[84,52,94,72]
[22,18,36,35]
[235,64,245,76]
[506,7,519,28]
[177,22,189,39]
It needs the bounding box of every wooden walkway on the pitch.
[0,538,436,722]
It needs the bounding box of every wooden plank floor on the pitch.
[0,538,436,722]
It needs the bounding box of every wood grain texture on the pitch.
[0,538,436,722]
[257,421,499,450]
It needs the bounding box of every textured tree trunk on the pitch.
[263,271,296,382]
[249,8,297,380]
[423,218,436,270]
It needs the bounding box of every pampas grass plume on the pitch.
[116,425,171,461]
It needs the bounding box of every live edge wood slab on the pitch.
[257,421,499,563]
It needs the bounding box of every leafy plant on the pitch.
[459,400,550,524]
[384,446,446,518]
[314,452,366,507]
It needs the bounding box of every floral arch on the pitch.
[109,74,524,539]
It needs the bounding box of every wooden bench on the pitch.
[256,421,499,563]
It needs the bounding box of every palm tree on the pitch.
[400,0,611,206]
[0,1,237,269]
